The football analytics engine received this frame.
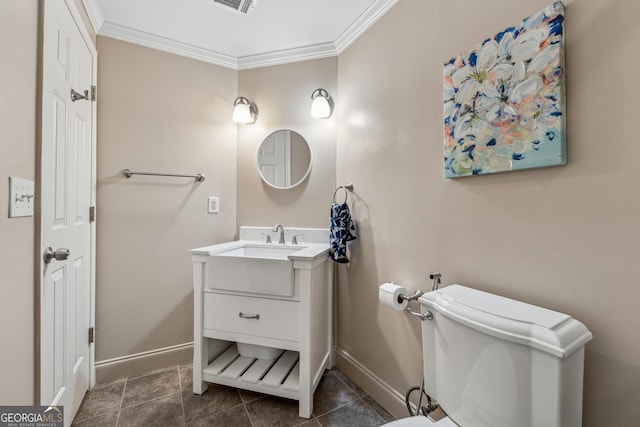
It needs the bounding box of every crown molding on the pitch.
[99,21,239,69]
[335,0,400,53]
[82,0,104,34]
[237,42,338,70]
[98,20,337,70]
[93,0,399,70]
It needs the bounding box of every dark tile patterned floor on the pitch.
[71,363,395,426]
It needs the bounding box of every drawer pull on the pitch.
[239,312,260,320]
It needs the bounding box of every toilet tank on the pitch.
[419,285,592,427]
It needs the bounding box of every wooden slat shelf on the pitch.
[202,344,300,394]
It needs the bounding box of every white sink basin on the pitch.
[204,243,307,296]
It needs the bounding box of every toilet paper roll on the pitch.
[379,282,408,311]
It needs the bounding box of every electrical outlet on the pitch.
[208,196,219,214]
[9,177,35,218]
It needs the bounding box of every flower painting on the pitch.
[443,2,566,178]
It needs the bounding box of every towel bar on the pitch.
[122,169,206,182]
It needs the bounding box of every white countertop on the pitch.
[190,240,329,261]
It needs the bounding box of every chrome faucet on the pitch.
[272,224,285,244]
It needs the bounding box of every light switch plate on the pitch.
[208,196,219,214]
[9,177,35,217]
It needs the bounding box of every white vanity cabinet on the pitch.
[191,227,332,418]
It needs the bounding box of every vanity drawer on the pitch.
[203,293,300,343]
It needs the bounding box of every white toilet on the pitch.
[384,284,592,427]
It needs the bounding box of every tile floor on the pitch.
[71,362,396,426]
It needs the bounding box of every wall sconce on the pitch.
[233,96,258,124]
[310,88,333,119]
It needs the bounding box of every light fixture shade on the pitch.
[310,88,333,119]
[233,96,257,124]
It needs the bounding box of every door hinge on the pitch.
[91,85,96,102]
[88,327,94,344]
[89,206,95,222]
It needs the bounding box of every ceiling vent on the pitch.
[212,0,256,14]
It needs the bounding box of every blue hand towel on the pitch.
[330,202,357,263]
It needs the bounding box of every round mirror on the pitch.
[257,130,313,189]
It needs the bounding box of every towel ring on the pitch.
[333,183,354,204]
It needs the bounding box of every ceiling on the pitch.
[82,0,399,70]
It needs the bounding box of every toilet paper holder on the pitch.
[398,290,430,321]
[399,289,424,302]
[399,273,442,321]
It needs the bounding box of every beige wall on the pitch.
[335,0,640,425]
[0,0,38,405]
[237,58,337,229]
[95,37,238,366]
[94,49,337,375]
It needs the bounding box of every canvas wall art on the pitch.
[443,2,566,178]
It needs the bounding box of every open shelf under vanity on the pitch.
[202,343,301,399]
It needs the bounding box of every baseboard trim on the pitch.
[95,342,193,384]
[334,347,408,418]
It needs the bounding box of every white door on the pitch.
[259,130,291,187]
[39,1,96,425]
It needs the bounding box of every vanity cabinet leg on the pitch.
[193,379,207,395]
[299,389,312,418]
[193,336,208,394]
[298,353,312,418]
[192,259,208,395]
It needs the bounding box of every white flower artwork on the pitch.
[443,2,566,178]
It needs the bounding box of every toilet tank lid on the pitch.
[420,285,593,358]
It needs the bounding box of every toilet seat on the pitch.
[383,415,459,427]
